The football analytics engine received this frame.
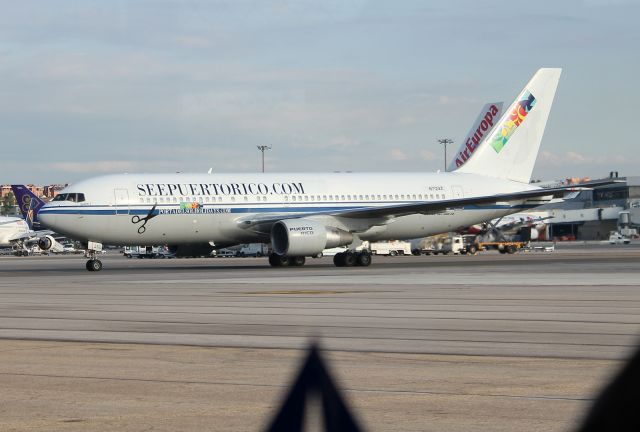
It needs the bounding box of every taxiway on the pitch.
[1,248,639,431]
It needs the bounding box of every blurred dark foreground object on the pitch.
[266,341,640,431]
[265,344,363,432]
[577,344,640,431]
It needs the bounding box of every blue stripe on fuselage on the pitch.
[38,202,538,216]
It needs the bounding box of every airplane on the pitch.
[466,212,552,235]
[0,216,31,251]
[0,186,63,254]
[38,68,610,272]
[11,185,47,230]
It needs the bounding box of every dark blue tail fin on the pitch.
[11,185,46,229]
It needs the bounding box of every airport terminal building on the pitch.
[540,175,640,240]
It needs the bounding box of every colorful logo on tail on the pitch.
[490,90,536,153]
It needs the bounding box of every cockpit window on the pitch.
[51,193,85,202]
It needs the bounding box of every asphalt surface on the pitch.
[1,246,639,431]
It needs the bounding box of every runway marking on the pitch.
[242,289,359,295]
[106,272,640,286]
[0,371,595,402]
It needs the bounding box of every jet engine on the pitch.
[271,219,353,256]
[37,235,55,251]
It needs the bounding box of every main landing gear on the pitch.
[268,251,372,268]
[333,251,371,267]
[268,253,306,267]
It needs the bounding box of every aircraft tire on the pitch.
[343,252,356,267]
[333,252,346,267]
[291,256,306,266]
[356,252,372,267]
[268,253,282,267]
[87,259,102,272]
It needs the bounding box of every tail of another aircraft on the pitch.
[455,68,562,183]
[11,185,46,229]
[448,101,504,171]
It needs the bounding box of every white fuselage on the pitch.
[0,217,30,247]
[38,172,540,247]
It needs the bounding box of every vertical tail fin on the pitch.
[448,101,504,171]
[11,185,46,229]
[456,68,562,183]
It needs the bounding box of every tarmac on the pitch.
[1,246,639,431]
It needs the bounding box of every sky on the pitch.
[1,0,639,184]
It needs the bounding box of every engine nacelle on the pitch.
[271,219,353,256]
[38,235,54,251]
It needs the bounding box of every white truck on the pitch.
[235,243,269,257]
[609,231,631,245]
[124,245,171,258]
[368,240,412,256]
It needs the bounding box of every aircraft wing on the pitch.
[7,229,57,244]
[237,179,621,230]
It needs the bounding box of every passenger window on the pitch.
[76,193,85,202]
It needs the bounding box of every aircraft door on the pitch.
[451,185,464,199]
[114,189,130,215]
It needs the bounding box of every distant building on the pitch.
[0,185,12,198]
[538,174,640,240]
[0,184,68,201]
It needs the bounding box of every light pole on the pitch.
[257,145,272,173]
[437,138,453,171]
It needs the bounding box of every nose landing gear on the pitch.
[84,241,104,272]
[85,259,103,272]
